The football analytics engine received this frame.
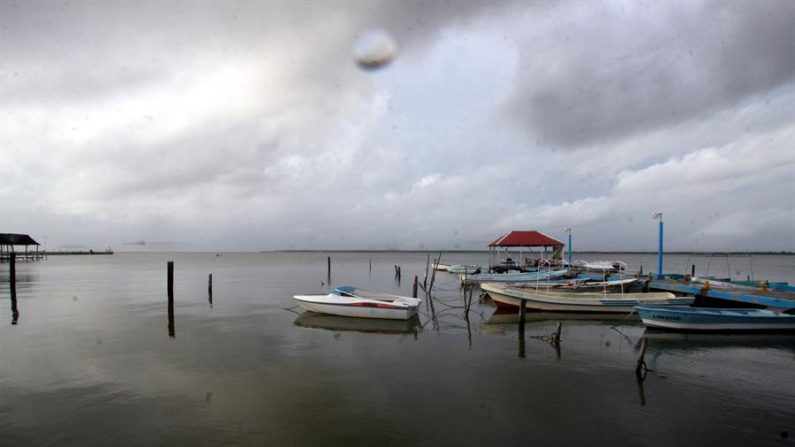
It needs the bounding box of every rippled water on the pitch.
[1,252,793,445]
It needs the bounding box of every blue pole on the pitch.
[567,232,572,270]
[657,220,664,279]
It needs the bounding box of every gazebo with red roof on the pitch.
[487,230,564,271]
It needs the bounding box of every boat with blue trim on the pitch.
[636,305,795,331]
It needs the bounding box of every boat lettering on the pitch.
[652,314,681,321]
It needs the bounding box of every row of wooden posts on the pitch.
[165,261,214,338]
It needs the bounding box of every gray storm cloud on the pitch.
[506,1,795,148]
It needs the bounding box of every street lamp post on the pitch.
[564,227,572,271]
[653,212,663,279]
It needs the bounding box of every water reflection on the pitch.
[643,330,795,353]
[483,310,645,359]
[294,311,421,336]
[167,295,175,338]
[483,310,641,328]
[9,286,19,325]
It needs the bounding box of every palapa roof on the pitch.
[488,230,562,248]
[0,233,40,246]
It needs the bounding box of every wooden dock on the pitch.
[0,252,45,262]
[649,278,795,309]
[0,250,114,262]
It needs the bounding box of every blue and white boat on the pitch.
[636,305,795,331]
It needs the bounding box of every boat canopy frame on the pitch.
[487,230,564,271]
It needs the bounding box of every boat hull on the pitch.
[636,306,795,331]
[482,282,691,313]
[293,295,418,320]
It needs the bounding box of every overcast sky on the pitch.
[2,0,794,252]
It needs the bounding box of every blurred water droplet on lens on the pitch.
[354,29,397,70]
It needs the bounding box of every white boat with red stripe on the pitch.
[293,286,421,320]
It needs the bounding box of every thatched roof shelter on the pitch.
[0,233,40,246]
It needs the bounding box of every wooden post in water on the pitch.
[424,254,430,289]
[167,261,174,297]
[9,252,16,295]
[635,337,648,379]
[518,299,526,358]
[167,261,175,337]
[9,253,18,324]
[208,273,213,305]
[553,321,562,345]
[691,264,695,277]
[327,256,331,284]
[412,275,418,298]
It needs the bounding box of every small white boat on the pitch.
[293,286,421,320]
[461,269,569,285]
[433,263,452,272]
[481,282,692,312]
[447,264,482,274]
[574,260,627,273]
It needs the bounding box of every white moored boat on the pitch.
[481,282,693,313]
[293,286,421,320]
[461,269,569,285]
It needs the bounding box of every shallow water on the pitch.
[1,252,794,446]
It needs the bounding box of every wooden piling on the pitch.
[167,261,175,337]
[423,254,430,289]
[327,256,331,283]
[635,337,648,379]
[208,273,213,294]
[9,252,16,294]
[412,275,418,298]
[518,299,526,358]
[9,253,18,324]
[691,264,695,277]
[167,261,174,298]
[553,322,562,345]
[425,252,440,294]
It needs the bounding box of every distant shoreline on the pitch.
[264,249,794,255]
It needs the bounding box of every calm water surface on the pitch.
[1,252,794,446]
